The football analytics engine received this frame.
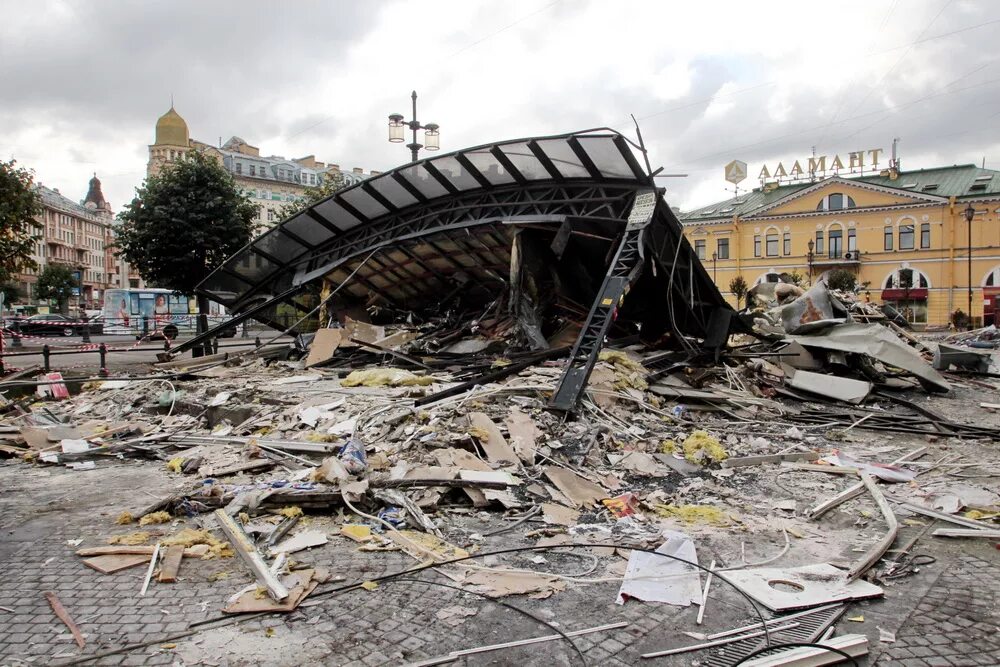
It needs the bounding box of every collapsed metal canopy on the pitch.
[193,128,739,409]
[199,129,650,314]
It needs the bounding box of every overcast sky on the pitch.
[1,0,998,214]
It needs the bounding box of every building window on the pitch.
[783,233,791,256]
[278,169,284,180]
[235,163,242,175]
[899,224,915,250]
[694,239,706,260]
[765,232,779,257]
[816,193,857,211]
[828,227,843,258]
[814,231,824,255]
[848,228,857,253]
[920,223,930,249]
[884,226,893,250]
[717,238,729,260]
[267,209,275,222]
[310,174,316,185]
[754,235,761,257]
[250,165,256,176]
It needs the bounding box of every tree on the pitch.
[728,275,749,310]
[781,271,805,287]
[825,269,857,292]
[116,150,257,317]
[0,283,21,308]
[0,159,42,284]
[36,264,77,315]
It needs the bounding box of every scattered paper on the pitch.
[617,530,702,606]
[60,439,91,453]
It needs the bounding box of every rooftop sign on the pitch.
[758,148,885,184]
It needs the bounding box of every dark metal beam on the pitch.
[527,140,564,180]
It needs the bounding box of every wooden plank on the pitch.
[201,459,275,478]
[44,591,85,649]
[82,554,149,574]
[543,466,607,508]
[157,545,184,582]
[213,509,288,601]
[721,452,819,469]
[76,545,209,558]
[468,412,518,466]
[781,462,859,476]
[304,329,343,368]
[223,569,316,614]
[505,409,540,465]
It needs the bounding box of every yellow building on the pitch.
[147,106,378,228]
[681,163,1000,328]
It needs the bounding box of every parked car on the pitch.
[85,314,104,335]
[17,314,88,337]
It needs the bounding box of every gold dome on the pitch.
[154,106,189,147]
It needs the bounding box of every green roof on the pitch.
[680,163,1000,223]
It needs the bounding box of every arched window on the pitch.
[983,265,1000,287]
[816,193,857,211]
[827,223,844,259]
[753,271,784,286]
[883,267,930,289]
[765,231,779,257]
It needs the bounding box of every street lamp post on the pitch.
[807,239,815,283]
[711,251,717,283]
[963,204,977,330]
[387,91,440,163]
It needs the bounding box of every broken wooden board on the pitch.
[432,448,491,506]
[387,530,469,563]
[223,569,318,614]
[77,544,209,558]
[82,554,150,574]
[541,502,581,526]
[214,509,288,601]
[460,569,566,599]
[201,459,275,478]
[157,545,185,583]
[269,529,329,555]
[304,329,344,368]
[543,466,607,508]
[468,413,518,466]
[721,452,820,468]
[404,466,458,508]
[505,409,540,464]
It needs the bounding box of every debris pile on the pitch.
[2,283,998,664]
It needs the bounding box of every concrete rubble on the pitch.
[2,280,999,665]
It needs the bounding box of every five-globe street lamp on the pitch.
[388,90,440,162]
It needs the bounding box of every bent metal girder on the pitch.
[182,129,736,410]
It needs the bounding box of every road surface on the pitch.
[1,332,295,375]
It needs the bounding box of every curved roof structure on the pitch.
[192,127,737,410]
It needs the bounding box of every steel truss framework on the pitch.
[181,130,736,407]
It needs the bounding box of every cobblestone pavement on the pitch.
[875,554,1000,667]
[2,461,999,666]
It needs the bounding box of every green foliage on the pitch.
[781,271,804,287]
[825,269,857,292]
[950,309,970,330]
[115,151,257,307]
[278,170,347,219]
[36,264,77,313]
[728,275,749,309]
[0,159,42,283]
[0,283,21,306]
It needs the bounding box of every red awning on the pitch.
[881,288,928,300]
